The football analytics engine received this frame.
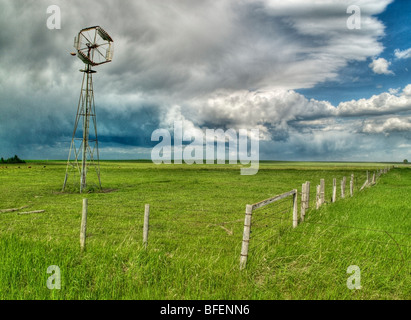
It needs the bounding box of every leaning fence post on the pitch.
[80,198,88,252]
[372,172,376,184]
[143,204,150,248]
[292,189,298,228]
[360,174,368,191]
[240,205,253,270]
[332,178,337,203]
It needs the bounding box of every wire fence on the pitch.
[0,200,246,258]
[239,166,411,272]
[249,217,411,262]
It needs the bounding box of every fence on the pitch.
[247,215,411,287]
[238,166,397,269]
[239,189,298,270]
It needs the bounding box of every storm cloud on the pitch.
[1,0,410,161]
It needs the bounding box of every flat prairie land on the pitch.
[0,161,409,299]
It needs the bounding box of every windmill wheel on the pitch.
[74,26,114,66]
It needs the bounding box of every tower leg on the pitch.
[63,65,101,193]
[80,64,91,193]
[62,172,68,192]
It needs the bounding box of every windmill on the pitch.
[63,26,114,193]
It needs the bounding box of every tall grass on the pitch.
[0,162,409,299]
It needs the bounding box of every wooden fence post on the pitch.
[316,185,321,209]
[360,171,369,191]
[240,205,253,270]
[292,189,298,228]
[332,178,337,203]
[80,198,88,252]
[366,171,370,184]
[372,172,376,184]
[143,204,150,248]
[320,179,325,206]
[301,183,307,222]
[341,177,346,199]
[350,174,354,197]
[301,182,310,221]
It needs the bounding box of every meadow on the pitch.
[0,161,409,300]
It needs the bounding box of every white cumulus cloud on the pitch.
[369,58,394,75]
[361,118,411,134]
[394,48,411,59]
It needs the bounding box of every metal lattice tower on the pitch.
[63,26,113,193]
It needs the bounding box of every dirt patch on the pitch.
[52,188,118,195]
[99,188,118,194]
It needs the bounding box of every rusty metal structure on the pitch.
[63,26,114,193]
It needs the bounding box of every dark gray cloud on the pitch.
[1,0,410,162]
[97,105,162,148]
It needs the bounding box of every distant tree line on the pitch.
[0,155,25,164]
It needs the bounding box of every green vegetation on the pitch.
[0,155,25,164]
[0,161,409,300]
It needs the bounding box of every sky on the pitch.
[1,0,411,162]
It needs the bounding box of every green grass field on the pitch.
[0,161,409,300]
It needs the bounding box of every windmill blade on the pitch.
[74,26,113,66]
[95,47,106,60]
